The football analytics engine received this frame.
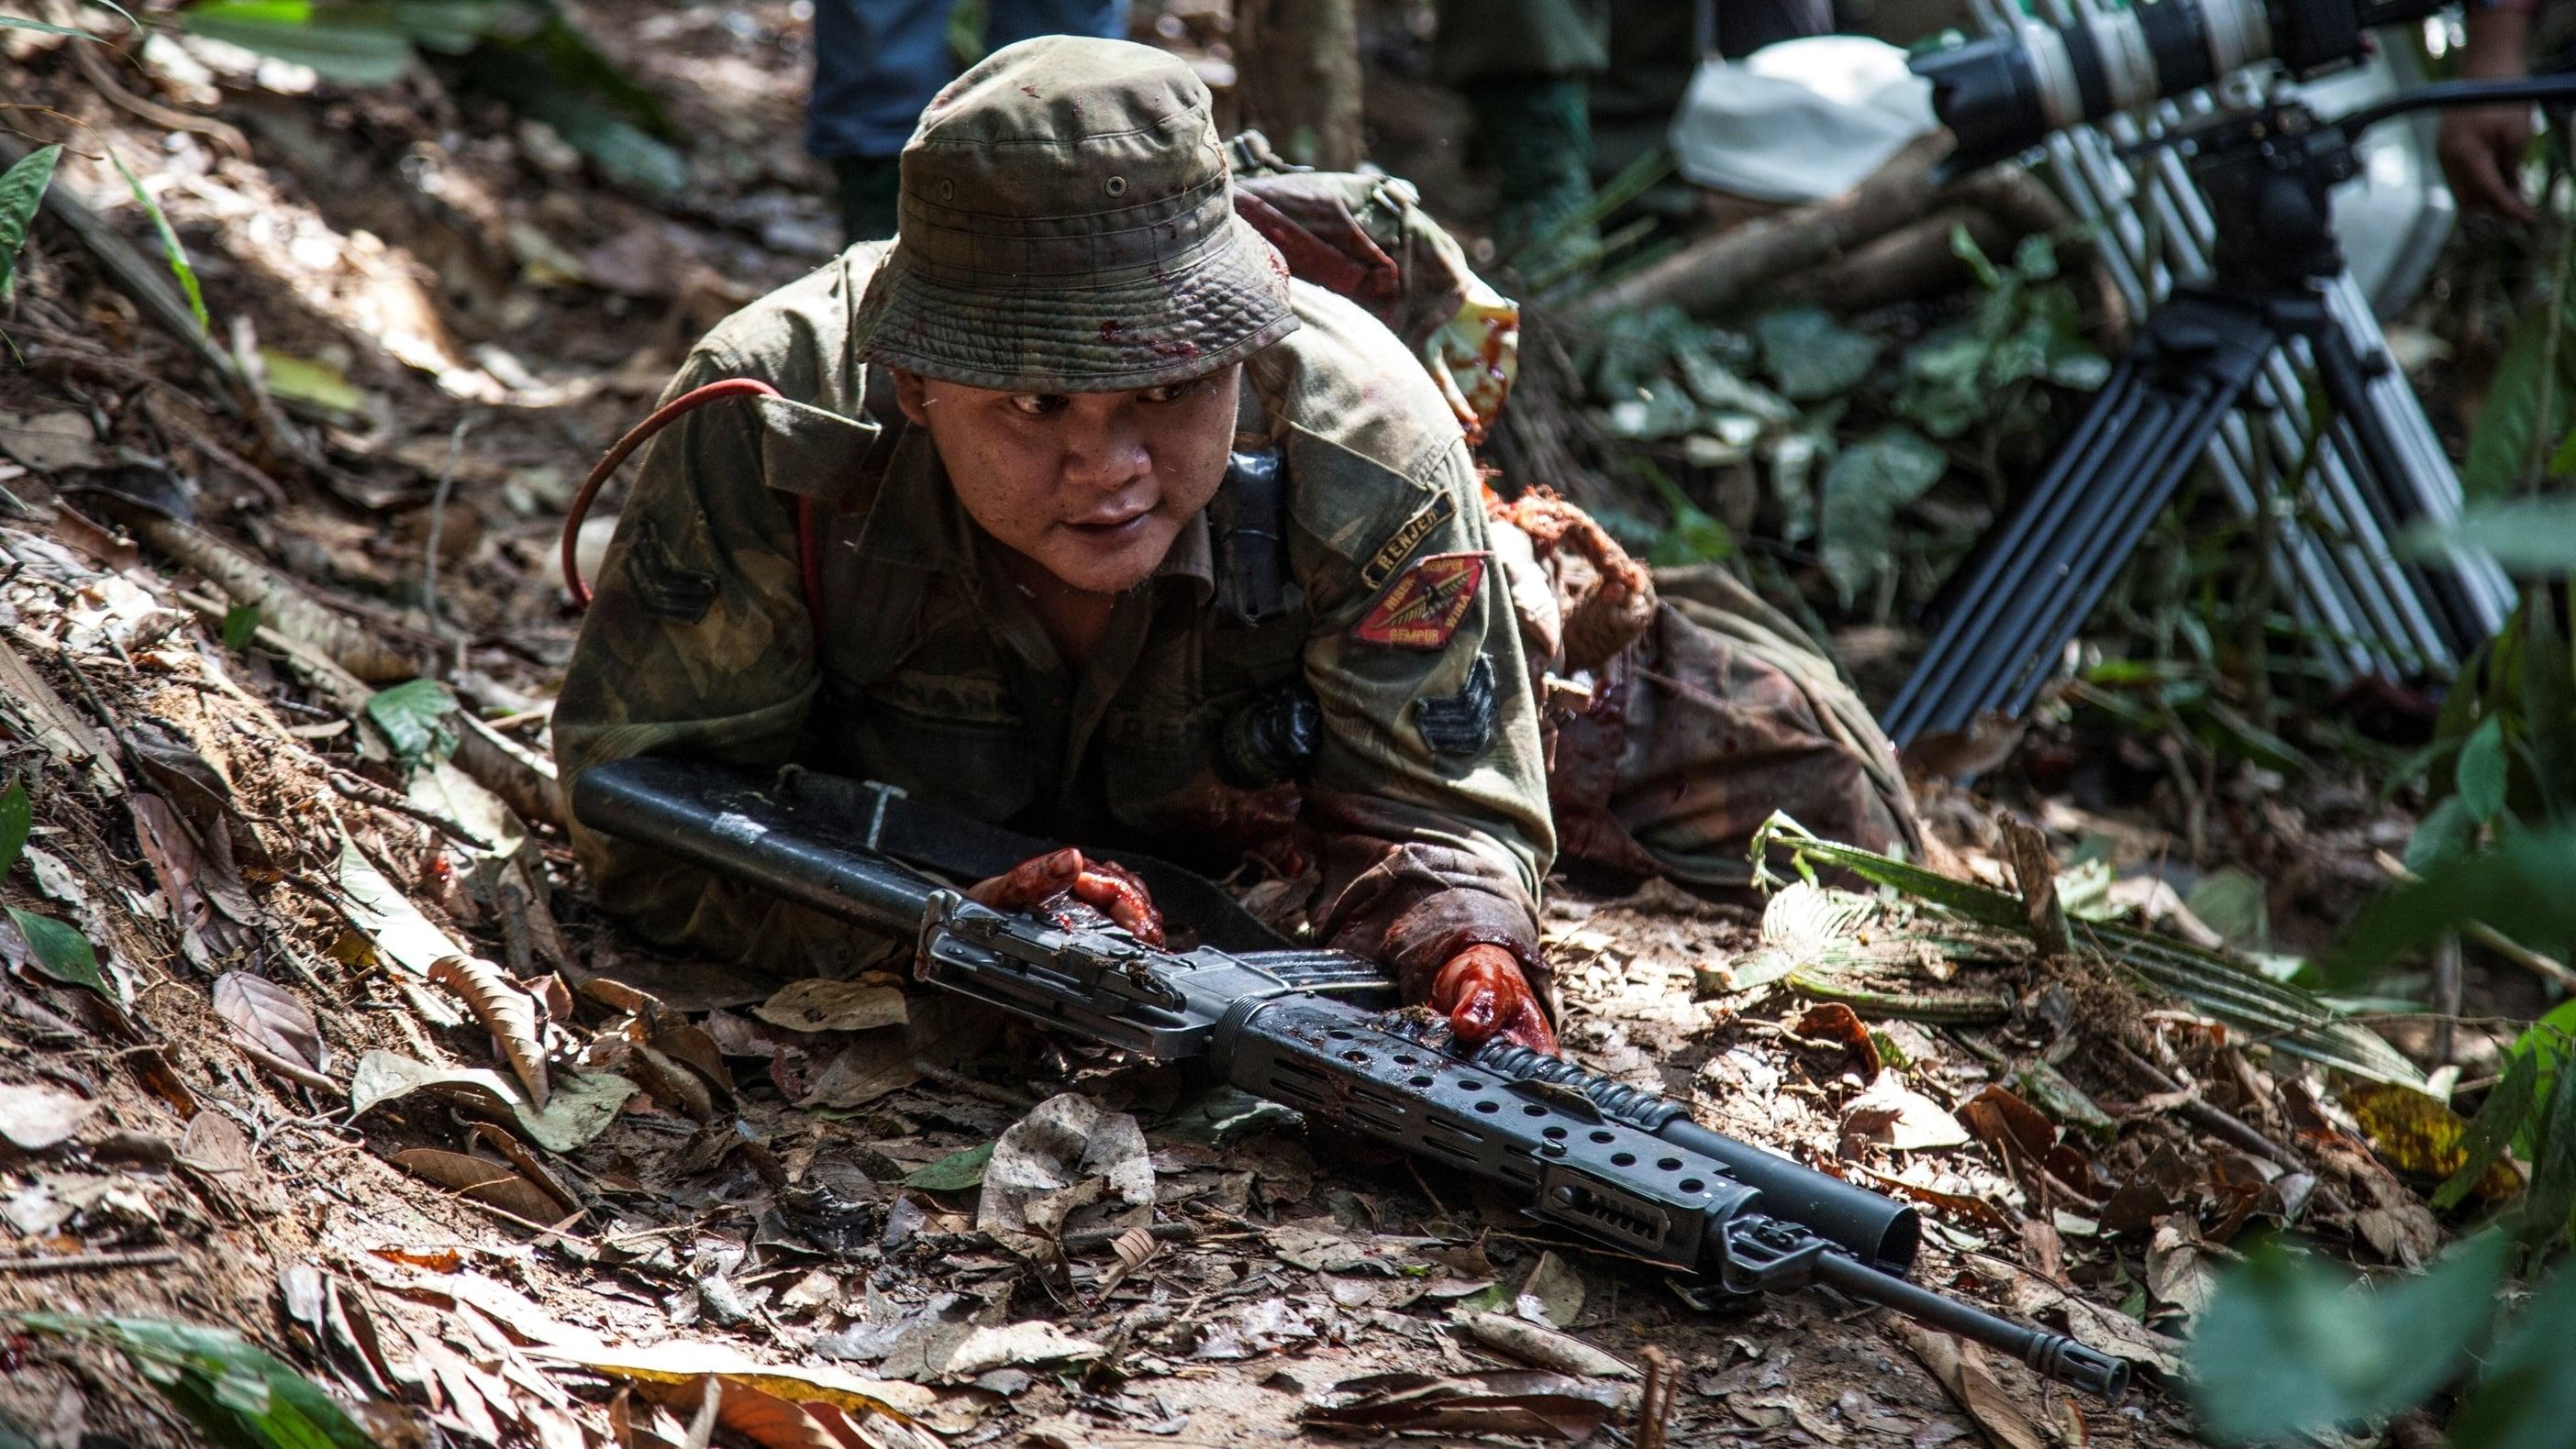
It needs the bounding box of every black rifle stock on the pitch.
[573,757,2131,1400]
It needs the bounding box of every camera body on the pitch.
[1913,0,2436,171]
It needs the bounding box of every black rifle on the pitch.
[574,757,2131,1399]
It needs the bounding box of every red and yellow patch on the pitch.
[1352,552,1485,650]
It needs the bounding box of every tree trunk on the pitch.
[1233,0,1365,172]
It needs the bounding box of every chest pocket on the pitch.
[823,604,1042,824]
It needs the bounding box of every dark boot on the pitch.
[1462,75,1599,270]
[832,155,904,247]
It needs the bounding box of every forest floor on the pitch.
[0,4,2547,1446]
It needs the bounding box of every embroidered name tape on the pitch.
[1359,490,1458,591]
[1352,551,1485,650]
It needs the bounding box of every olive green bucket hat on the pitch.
[854,37,1301,393]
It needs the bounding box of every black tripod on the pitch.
[1882,78,2576,748]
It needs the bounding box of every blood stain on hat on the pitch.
[1100,320,1125,343]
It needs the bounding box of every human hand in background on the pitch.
[2438,6,2538,223]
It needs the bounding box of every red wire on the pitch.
[559,378,785,610]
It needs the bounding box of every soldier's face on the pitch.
[896,365,1242,594]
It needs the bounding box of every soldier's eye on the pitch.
[1140,383,1190,404]
[1009,394,1069,417]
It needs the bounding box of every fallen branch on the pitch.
[138,514,424,683]
[1562,136,2075,324]
[2105,1040,2304,1175]
[0,1248,185,1274]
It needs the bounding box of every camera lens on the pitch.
[1913,0,2284,171]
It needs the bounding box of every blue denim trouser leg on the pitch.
[806,0,1130,161]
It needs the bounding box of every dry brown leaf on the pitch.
[178,1110,253,1174]
[530,1341,936,1420]
[465,1121,583,1214]
[429,955,551,1109]
[1515,1251,1584,1329]
[704,1377,856,1449]
[212,971,325,1072]
[1792,1001,1882,1077]
[393,1146,572,1224]
[755,980,908,1034]
[1094,1225,1160,1300]
[0,1080,94,1151]
[1454,1312,1638,1380]
[1899,1326,2047,1449]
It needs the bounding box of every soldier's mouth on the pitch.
[1064,511,1153,542]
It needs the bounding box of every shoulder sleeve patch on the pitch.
[1415,657,1498,758]
[1352,552,1485,650]
[1357,488,1458,591]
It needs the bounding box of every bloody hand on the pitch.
[968,848,1166,947]
[1429,944,1558,1056]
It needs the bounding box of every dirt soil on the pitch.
[0,5,2522,1447]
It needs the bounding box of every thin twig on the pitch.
[236,1040,344,1099]
[2106,1040,2304,1173]
[327,771,494,851]
[0,1247,183,1273]
[422,416,472,645]
[909,1059,1038,1110]
[1636,1344,1676,1449]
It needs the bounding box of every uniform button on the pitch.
[938,179,957,203]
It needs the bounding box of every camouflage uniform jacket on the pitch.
[554,243,1558,1001]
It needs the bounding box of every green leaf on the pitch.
[2404,795,2477,875]
[221,602,261,652]
[2519,1046,2576,1254]
[6,908,104,995]
[2435,1046,2538,1211]
[2187,1232,2509,1445]
[2404,498,2576,576]
[1639,465,1732,568]
[2459,714,2511,824]
[106,147,206,334]
[2449,1262,2576,1449]
[2459,305,2576,501]
[9,1311,377,1449]
[179,0,416,85]
[1750,813,2423,1084]
[258,350,365,415]
[2326,827,2576,990]
[0,780,28,880]
[363,679,458,766]
[903,1141,995,1192]
[0,143,61,302]
[1816,427,1945,603]
[2184,868,2271,952]
[1949,223,2002,289]
[1751,304,1880,402]
[0,15,105,37]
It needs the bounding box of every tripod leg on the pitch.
[1884,294,2274,747]
[1983,384,2241,722]
[1882,358,2158,736]
[2307,325,2494,663]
